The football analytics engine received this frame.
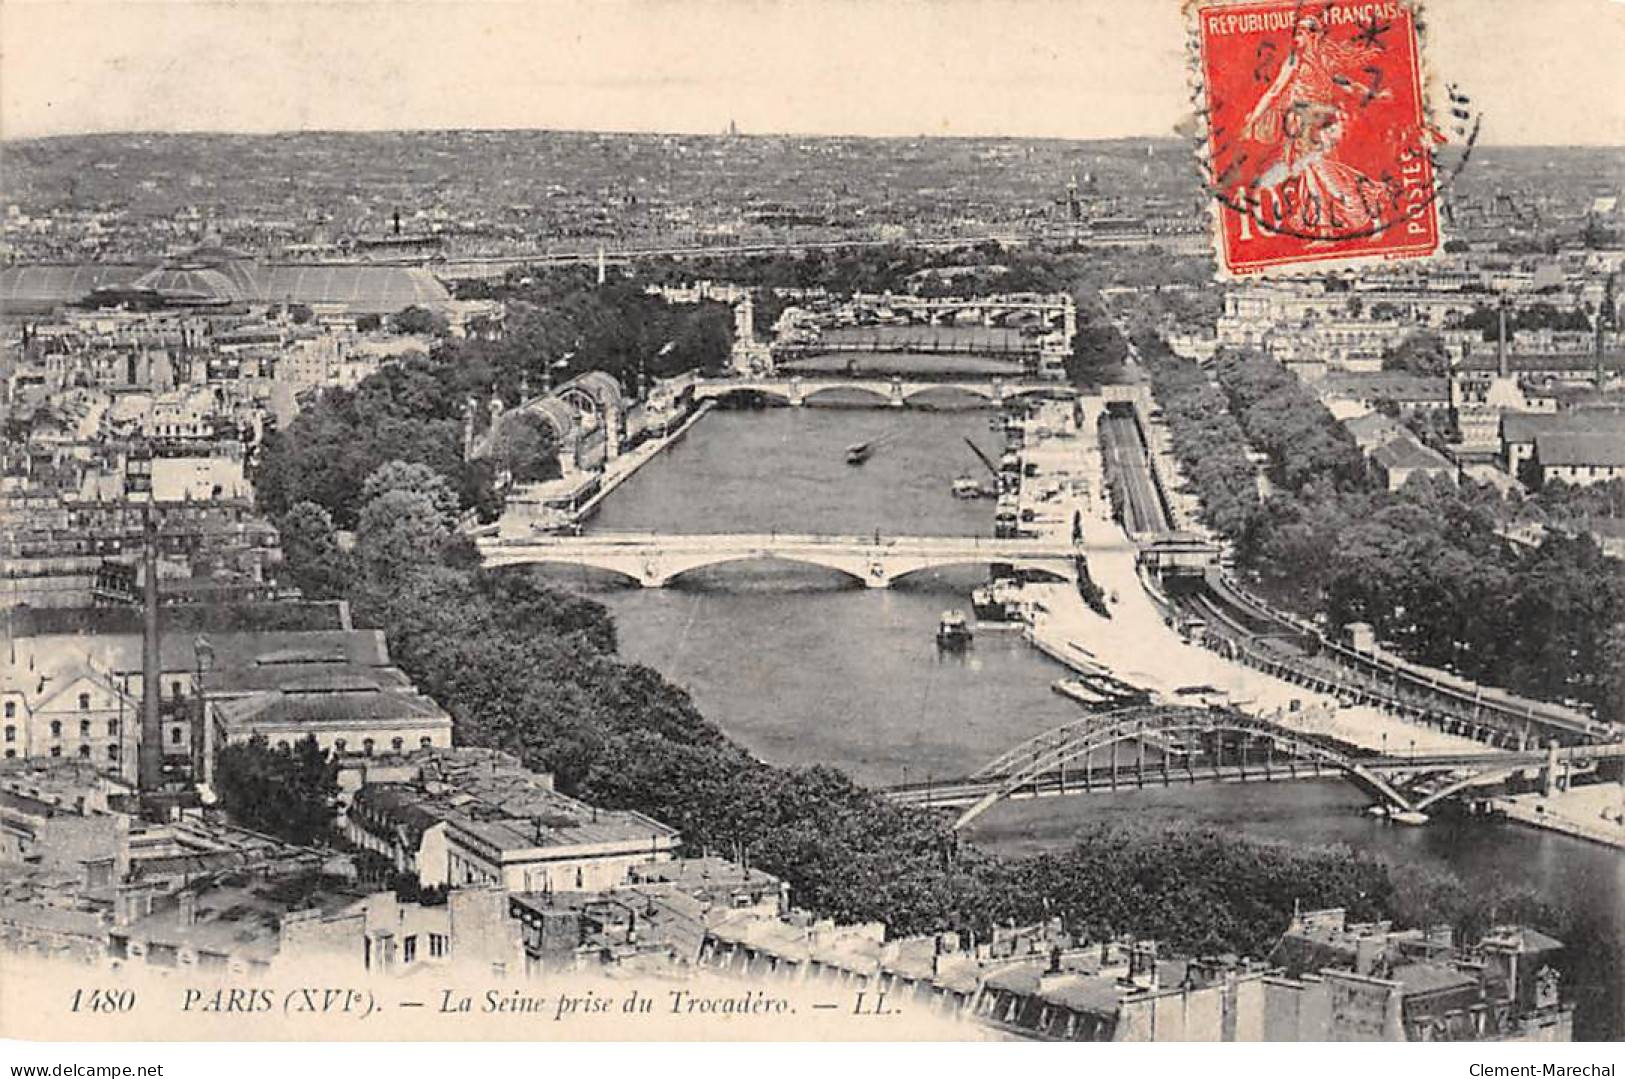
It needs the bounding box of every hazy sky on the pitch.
[2,0,1622,144]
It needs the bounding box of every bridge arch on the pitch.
[657,552,873,589]
[952,705,1415,830]
[800,383,892,406]
[886,558,1076,588]
[1409,766,1524,813]
[478,552,649,587]
[706,385,794,406]
[899,384,996,406]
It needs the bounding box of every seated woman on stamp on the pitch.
[1240,15,1394,239]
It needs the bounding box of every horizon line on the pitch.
[5,125,1625,152]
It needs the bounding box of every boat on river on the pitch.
[936,609,973,649]
[846,441,875,465]
[972,579,1026,624]
[1052,678,1109,707]
[953,475,991,499]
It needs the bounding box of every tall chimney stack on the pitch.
[1496,296,1510,380]
[138,507,163,794]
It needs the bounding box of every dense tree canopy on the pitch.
[1134,333,1625,719]
[251,355,492,529]
[214,735,341,846]
[489,410,563,484]
[441,279,735,399]
[392,304,449,336]
[1451,301,1591,339]
[1382,331,1450,377]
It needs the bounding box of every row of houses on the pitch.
[2,602,453,787]
[0,728,1577,1042]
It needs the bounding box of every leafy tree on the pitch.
[392,305,449,336]
[361,460,461,529]
[1600,624,1625,726]
[356,487,452,583]
[275,501,355,599]
[1382,331,1449,377]
[214,735,340,845]
[489,410,562,484]
[1132,324,1623,719]
[250,357,493,528]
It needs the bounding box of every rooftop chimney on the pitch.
[1129,940,1160,991]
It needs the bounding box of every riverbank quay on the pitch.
[575,400,716,523]
[1491,785,1625,851]
[1001,388,1625,850]
[1006,394,1486,761]
[497,399,716,537]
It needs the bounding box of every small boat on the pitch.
[952,475,990,499]
[936,609,973,648]
[1052,678,1108,706]
[846,441,874,465]
[972,580,1025,623]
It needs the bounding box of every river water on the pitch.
[536,405,1623,1040]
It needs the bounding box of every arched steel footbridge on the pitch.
[879,705,1625,830]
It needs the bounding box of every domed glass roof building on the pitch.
[123,265,248,307]
[0,248,453,316]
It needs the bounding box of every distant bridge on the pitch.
[774,339,1045,359]
[876,705,1625,829]
[691,376,1069,408]
[477,531,1090,589]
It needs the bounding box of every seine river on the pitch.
[538,405,1623,1039]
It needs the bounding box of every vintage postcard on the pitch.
[0,0,1622,1068]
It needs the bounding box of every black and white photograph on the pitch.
[0,0,1622,1066]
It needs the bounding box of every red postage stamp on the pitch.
[1194,1,1442,276]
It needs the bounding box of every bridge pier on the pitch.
[888,379,905,408]
[788,378,804,407]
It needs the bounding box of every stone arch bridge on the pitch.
[477,531,1088,589]
[692,376,1069,409]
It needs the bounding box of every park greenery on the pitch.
[252,278,735,529]
[1133,332,1625,720]
[214,734,341,846]
[1381,331,1451,377]
[1450,301,1593,339]
[241,260,1585,958]
[450,269,734,393]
